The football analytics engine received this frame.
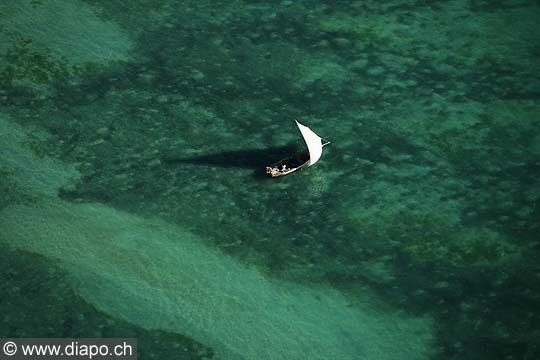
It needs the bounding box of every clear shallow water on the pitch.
[1,1,539,359]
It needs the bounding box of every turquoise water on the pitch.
[1,1,539,359]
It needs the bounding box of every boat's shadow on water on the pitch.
[162,145,298,179]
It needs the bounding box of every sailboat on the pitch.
[266,120,331,177]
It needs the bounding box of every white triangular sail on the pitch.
[295,120,323,166]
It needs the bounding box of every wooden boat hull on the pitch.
[266,151,310,177]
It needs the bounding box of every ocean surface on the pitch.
[1,1,539,359]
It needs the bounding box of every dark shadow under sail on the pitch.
[162,145,298,177]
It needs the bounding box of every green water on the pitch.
[0,1,539,359]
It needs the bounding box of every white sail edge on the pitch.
[295,120,323,167]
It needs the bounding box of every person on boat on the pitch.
[281,164,287,172]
